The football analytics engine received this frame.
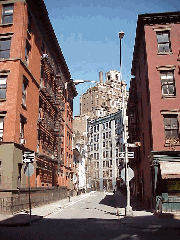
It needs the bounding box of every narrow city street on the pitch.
[0,192,180,240]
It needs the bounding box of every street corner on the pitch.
[0,214,43,227]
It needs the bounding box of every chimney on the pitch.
[99,71,103,83]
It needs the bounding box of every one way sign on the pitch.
[23,151,35,163]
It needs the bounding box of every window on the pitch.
[22,77,28,107]
[17,163,22,188]
[20,115,26,140]
[28,12,32,33]
[160,71,175,97]
[0,161,1,186]
[103,133,105,139]
[0,113,5,141]
[2,4,14,24]
[0,75,7,99]
[163,114,179,140]
[0,38,11,59]
[156,31,171,53]
[25,40,31,65]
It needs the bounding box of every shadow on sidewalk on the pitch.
[0,214,43,227]
[99,191,152,212]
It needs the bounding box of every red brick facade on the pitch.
[129,12,180,208]
[0,0,77,196]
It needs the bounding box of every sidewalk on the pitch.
[0,191,93,227]
[114,190,180,230]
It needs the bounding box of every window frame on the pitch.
[0,37,11,59]
[160,70,176,97]
[20,115,27,140]
[0,113,6,141]
[22,76,28,107]
[0,75,7,99]
[25,40,31,65]
[163,114,179,141]
[156,31,171,54]
[2,4,14,24]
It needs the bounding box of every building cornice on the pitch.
[131,11,180,76]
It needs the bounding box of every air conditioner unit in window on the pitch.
[20,138,26,145]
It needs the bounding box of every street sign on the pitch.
[24,163,34,177]
[119,152,134,158]
[119,152,125,158]
[128,152,134,158]
[121,167,134,182]
[126,142,141,147]
[23,151,35,163]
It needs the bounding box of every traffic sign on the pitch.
[128,167,134,181]
[126,142,141,147]
[119,152,125,158]
[128,152,134,158]
[119,152,134,158]
[24,163,34,177]
[121,167,134,182]
[23,151,35,163]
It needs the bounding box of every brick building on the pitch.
[0,0,77,197]
[128,11,180,211]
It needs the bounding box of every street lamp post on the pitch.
[119,31,133,217]
[73,80,98,85]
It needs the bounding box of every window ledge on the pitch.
[161,96,176,99]
[164,143,180,147]
[0,98,6,102]
[0,23,13,27]
[157,52,173,55]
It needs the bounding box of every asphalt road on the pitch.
[0,192,180,240]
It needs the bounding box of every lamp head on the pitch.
[119,31,125,39]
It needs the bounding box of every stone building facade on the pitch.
[74,70,128,191]
[87,111,124,191]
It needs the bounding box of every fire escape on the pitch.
[36,53,64,186]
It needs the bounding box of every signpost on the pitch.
[121,167,134,182]
[23,151,35,217]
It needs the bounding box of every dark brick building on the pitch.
[128,11,180,211]
[0,0,77,197]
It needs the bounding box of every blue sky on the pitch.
[43,0,179,116]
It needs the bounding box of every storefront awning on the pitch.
[160,161,180,179]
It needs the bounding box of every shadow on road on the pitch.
[0,215,180,240]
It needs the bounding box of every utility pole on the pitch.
[119,31,133,217]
